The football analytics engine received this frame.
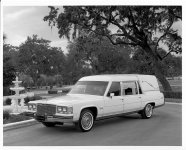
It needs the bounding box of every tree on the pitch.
[44,6,182,91]
[63,44,93,84]
[130,48,182,77]
[67,33,131,74]
[3,34,17,95]
[3,34,17,87]
[18,35,66,86]
[19,74,34,88]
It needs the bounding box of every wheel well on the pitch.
[81,107,98,120]
[149,102,155,108]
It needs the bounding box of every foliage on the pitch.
[19,74,34,88]
[61,86,72,93]
[130,48,182,77]
[3,87,11,96]
[3,43,17,87]
[63,43,93,84]
[24,95,43,104]
[48,90,58,94]
[68,34,131,74]
[18,35,66,86]
[3,110,10,120]
[44,6,182,91]
[4,98,12,105]
[3,114,31,124]
[163,91,182,99]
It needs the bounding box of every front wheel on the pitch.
[141,104,153,119]
[76,109,94,132]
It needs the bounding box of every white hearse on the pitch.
[27,74,164,132]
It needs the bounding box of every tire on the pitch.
[42,122,56,127]
[141,103,153,119]
[76,109,94,132]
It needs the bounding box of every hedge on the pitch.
[163,91,182,99]
[24,95,43,104]
[4,95,43,106]
[3,110,10,120]
[62,87,71,93]
[48,90,58,94]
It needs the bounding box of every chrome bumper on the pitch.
[25,110,73,123]
[35,114,73,123]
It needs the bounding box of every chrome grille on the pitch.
[36,104,56,116]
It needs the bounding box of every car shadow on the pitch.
[36,113,159,133]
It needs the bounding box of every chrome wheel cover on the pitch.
[145,104,153,117]
[81,112,94,130]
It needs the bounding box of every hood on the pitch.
[31,94,103,106]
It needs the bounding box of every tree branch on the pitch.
[128,7,145,42]
[161,50,174,60]
[90,9,141,45]
[105,34,138,46]
[155,19,174,52]
[86,27,138,46]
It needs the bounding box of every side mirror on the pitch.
[110,93,115,98]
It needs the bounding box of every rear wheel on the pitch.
[76,109,94,132]
[141,104,153,119]
[42,122,56,127]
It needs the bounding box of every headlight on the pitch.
[57,106,73,114]
[28,104,37,111]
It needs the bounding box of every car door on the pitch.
[121,81,142,113]
[103,81,124,116]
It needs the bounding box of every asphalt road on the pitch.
[3,103,182,146]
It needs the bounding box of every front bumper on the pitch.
[25,110,73,123]
[35,114,73,123]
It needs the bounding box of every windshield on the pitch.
[69,81,108,96]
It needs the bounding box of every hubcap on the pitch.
[81,112,93,130]
[145,104,153,117]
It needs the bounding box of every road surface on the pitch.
[3,103,182,146]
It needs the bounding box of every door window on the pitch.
[107,82,121,96]
[121,81,138,96]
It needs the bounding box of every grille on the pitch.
[36,104,56,116]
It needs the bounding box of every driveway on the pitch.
[3,103,182,146]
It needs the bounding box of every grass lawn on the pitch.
[3,113,32,124]
[168,79,182,86]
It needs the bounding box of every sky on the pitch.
[3,6,182,54]
[3,6,69,53]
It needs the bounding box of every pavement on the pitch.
[3,103,182,146]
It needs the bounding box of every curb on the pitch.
[3,119,39,131]
[165,102,182,105]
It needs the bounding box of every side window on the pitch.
[122,81,138,96]
[107,82,121,96]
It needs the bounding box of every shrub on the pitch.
[4,98,12,105]
[3,87,16,96]
[3,87,10,96]
[163,91,182,99]
[3,110,10,120]
[48,90,58,94]
[3,114,31,124]
[24,95,42,104]
[62,87,71,93]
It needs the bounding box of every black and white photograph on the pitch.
[1,0,184,149]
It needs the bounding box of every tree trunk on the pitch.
[142,44,172,92]
[153,60,172,91]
